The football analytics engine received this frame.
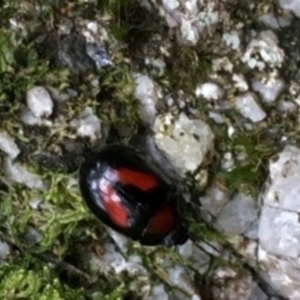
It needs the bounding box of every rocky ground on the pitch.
[0,0,300,299]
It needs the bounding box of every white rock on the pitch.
[154,112,214,174]
[127,255,148,276]
[134,74,159,124]
[145,58,166,70]
[215,193,259,235]
[242,30,285,70]
[107,229,129,253]
[184,0,198,15]
[264,146,300,210]
[69,107,101,138]
[209,111,225,124]
[0,241,9,260]
[162,0,180,11]
[26,86,54,118]
[259,206,300,258]
[145,284,168,300]
[232,74,249,92]
[213,57,234,72]
[222,151,235,170]
[25,226,42,244]
[86,21,98,33]
[180,18,199,45]
[89,243,125,274]
[20,107,40,125]
[165,12,180,28]
[195,82,224,101]
[222,31,240,50]
[244,219,259,240]
[258,246,300,299]
[4,158,45,190]
[178,240,210,273]
[251,78,284,103]
[90,243,147,276]
[168,266,196,295]
[0,131,20,159]
[177,240,193,257]
[235,93,266,122]
[158,0,219,45]
[9,18,26,31]
[279,0,300,17]
[227,126,236,138]
[29,198,42,210]
[214,266,237,279]
[200,186,230,216]
[198,3,219,28]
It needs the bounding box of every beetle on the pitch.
[79,144,189,246]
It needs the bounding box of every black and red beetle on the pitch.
[79,144,189,246]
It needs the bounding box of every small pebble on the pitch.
[235,93,266,122]
[26,86,54,118]
[0,131,20,159]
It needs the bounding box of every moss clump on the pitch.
[219,130,279,196]
[0,259,86,300]
[96,61,141,142]
[0,31,49,122]
[0,171,91,256]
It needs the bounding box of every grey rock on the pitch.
[264,145,300,211]
[20,107,40,125]
[0,241,9,260]
[69,107,101,138]
[26,86,54,118]
[251,79,284,103]
[215,193,259,235]
[134,74,159,125]
[154,112,214,175]
[279,0,300,18]
[195,82,224,101]
[86,43,112,69]
[144,284,168,300]
[244,219,259,240]
[235,93,266,122]
[258,206,300,258]
[258,246,300,299]
[200,186,230,216]
[0,131,20,159]
[178,240,211,273]
[4,158,45,190]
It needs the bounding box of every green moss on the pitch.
[219,131,279,196]
[0,32,49,121]
[96,62,141,141]
[189,220,227,244]
[0,259,86,299]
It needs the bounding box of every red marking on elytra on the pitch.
[117,168,158,191]
[146,204,176,235]
[99,178,128,228]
